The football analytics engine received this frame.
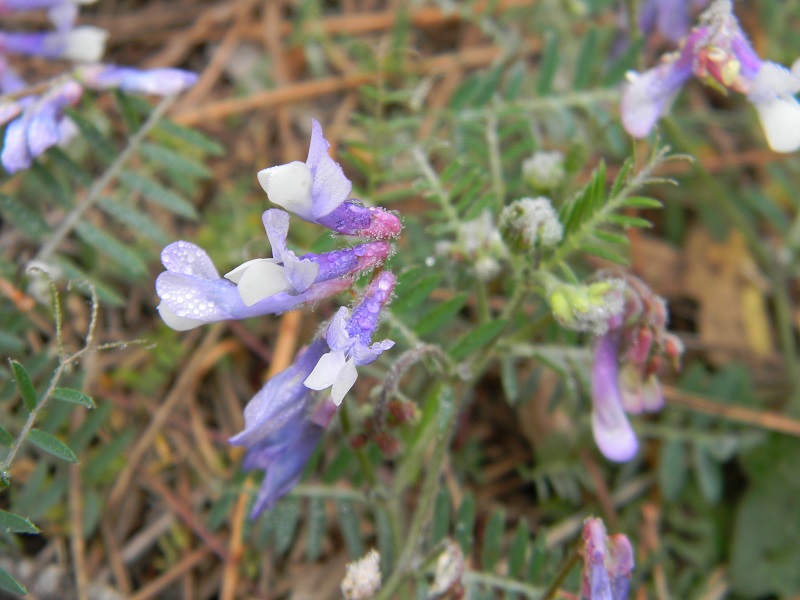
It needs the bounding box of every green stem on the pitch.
[338,400,378,488]
[542,548,581,600]
[375,385,462,600]
[486,109,506,213]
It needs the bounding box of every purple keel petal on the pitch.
[230,339,328,447]
[591,334,639,462]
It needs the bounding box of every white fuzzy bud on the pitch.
[500,196,563,249]
[522,151,565,191]
[341,549,381,600]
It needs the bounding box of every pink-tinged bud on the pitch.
[664,333,684,369]
[581,518,634,600]
[364,206,402,239]
[628,326,653,365]
[387,399,419,426]
[349,434,368,449]
[375,431,401,456]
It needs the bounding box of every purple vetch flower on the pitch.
[229,340,338,517]
[589,274,683,462]
[155,236,391,331]
[304,271,396,405]
[257,119,402,239]
[1,79,82,173]
[223,208,391,307]
[621,0,800,152]
[581,518,634,600]
[76,64,199,96]
[0,27,107,62]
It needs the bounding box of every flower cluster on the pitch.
[0,0,197,174]
[590,275,683,462]
[580,518,634,600]
[157,121,401,517]
[621,0,800,153]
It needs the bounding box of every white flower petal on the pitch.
[157,304,205,331]
[225,259,290,306]
[62,27,107,62]
[753,95,800,153]
[257,161,314,221]
[325,307,352,351]
[304,350,347,391]
[330,358,358,406]
[224,258,275,283]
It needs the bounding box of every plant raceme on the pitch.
[0,0,197,173]
[590,275,683,463]
[157,120,400,517]
[621,0,800,153]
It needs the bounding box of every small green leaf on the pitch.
[509,520,530,579]
[415,293,468,336]
[693,443,722,503]
[481,509,505,571]
[392,273,442,313]
[623,196,663,209]
[536,32,559,95]
[659,439,687,501]
[449,319,507,361]
[273,497,301,557]
[98,196,170,245]
[118,170,197,219]
[337,499,364,559]
[592,230,630,246]
[581,245,629,265]
[52,387,95,409]
[0,509,40,534]
[27,429,78,463]
[156,120,225,156]
[74,222,147,276]
[454,493,476,553]
[573,28,598,89]
[432,487,451,546]
[0,566,27,595]
[10,360,38,412]
[607,214,653,229]
[0,425,13,447]
[526,534,548,583]
[306,496,326,562]
[610,158,633,197]
[140,142,211,178]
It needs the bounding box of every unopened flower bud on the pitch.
[522,151,565,192]
[550,280,625,335]
[429,540,465,599]
[663,333,684,369]
[374,431,401,456]
[386,399,419,426]
[349,433,368,449]
[500,196,563,251]
[341,549,381,600]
